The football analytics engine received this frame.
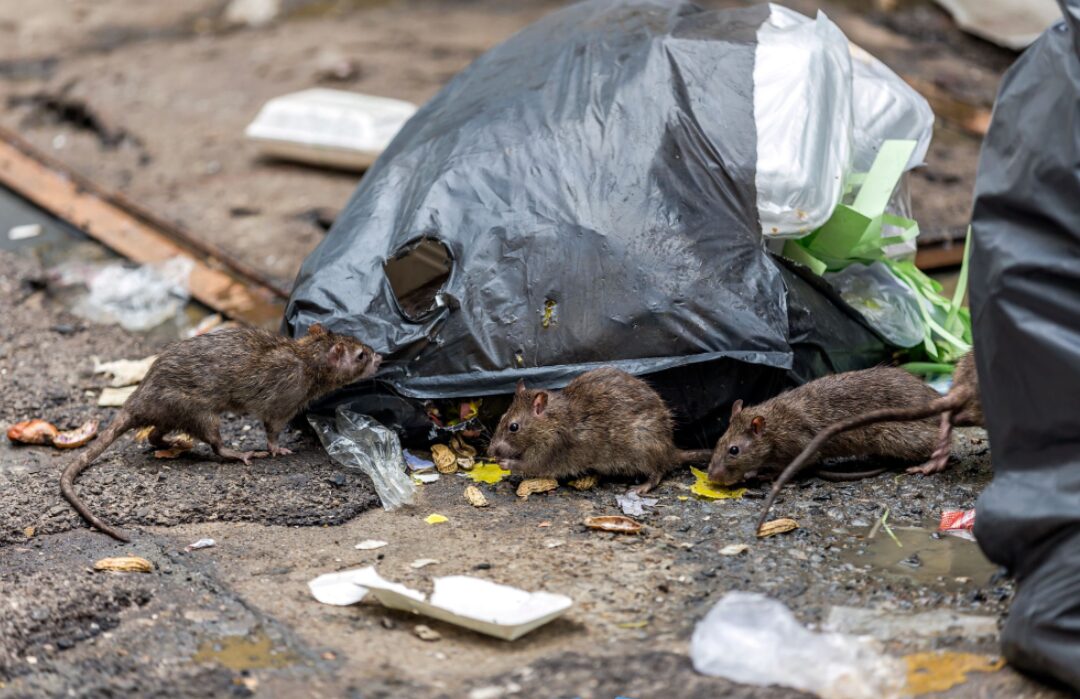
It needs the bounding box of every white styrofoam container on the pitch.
[245,88,418,171]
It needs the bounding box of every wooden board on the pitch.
[0,135,285,327]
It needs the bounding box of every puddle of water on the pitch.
[840,525,998,589]
[192,630,297,671]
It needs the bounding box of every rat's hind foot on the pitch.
[215,447,267,465]
[268,445,293,457]
[907,452,951,476]
[631,473,662,495]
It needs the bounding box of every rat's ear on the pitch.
[730,399,743,418]
[532,391,548,416]
[516,378,527,395]
[327,342,346,367]
[750,415,765,436]
[307,323,327,337]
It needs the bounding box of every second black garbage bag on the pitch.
[284,0,932,445]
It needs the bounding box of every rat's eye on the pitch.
[509,422,520,433]
[728,445,739,456]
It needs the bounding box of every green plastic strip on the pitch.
[781,139,973,364]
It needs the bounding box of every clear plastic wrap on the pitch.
[309,408,415,510]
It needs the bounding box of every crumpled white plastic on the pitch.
[754,5,933,238]
[691,592,906,699]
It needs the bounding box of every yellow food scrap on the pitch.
[468,462,511,484]
[431,444,457,474]
[541,299,558,328]
[424,514,449,525]
[567,475,599,490]
[904,652,1005,696]
[690,467,747,499]
[517,478,558,499]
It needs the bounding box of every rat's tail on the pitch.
[60,410,135,542]
[755,390,969,534]
[677,449,713,464]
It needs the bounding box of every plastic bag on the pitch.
[286,1,910,446]
[70,257,193,332]
[755,5,932,237]
[308,408,415,510]
[824,261,924,348]
[690,592,905,699]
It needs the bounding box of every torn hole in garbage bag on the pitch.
[384,237,453,321]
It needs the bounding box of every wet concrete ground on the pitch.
[0,247,1068,698]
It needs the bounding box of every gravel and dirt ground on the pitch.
[0,248,1065,698]
[0,1,1062,697]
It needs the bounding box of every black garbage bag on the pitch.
[284,0,888,446]
[969,0,1080,691]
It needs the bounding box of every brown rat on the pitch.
[757,351,982,529]
[61,324,381,542]
[486,367,711,493]
[708,365,943,490]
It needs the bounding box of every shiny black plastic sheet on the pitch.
[285,0,887,445]
[970,0,1080,690]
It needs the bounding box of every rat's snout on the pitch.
[707,456,739,487]
[372,353,383,371]
[487,439,513,461]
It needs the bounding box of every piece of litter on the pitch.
[464,485,489,507]
[94,557,154,574]
[677,495,690,501]
[467,462,510,484]
[617,620,649,629]
[425,514,448,525]
[186,538,216,551]
[413,471,440,484]
[308,567,370,606]
[567,474,599,490]
[544,540,564,549]
[7,419,58,445]
[691,592,905,698]
[538,521,552,528]
[8,224,42,241]
[903,651,1004,695]
[411,558,439,569]
[826,607,999,642]
[456,455,476,471]
[355,540,388,551]
[98,386,137,407]
[584,515,642,535]
[404,449,436,472]
[245,89,418,171]
[615,491,658,517]
[23,526,35,539]
[690,467,747,500]
[52,419,99,449]
[189,313,224,337]
[450,434,477,458]
[414,624,441,642]
[757,518,799,538]
[432,444,457,474]
[92,356,157,387]
[153,434,194,459]
[310,566,572,641]
[939,509,976,541]
[719,544,749,556]
[517,478,558,499]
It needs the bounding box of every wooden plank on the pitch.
[902,75,992,138]
[916,241,967,270]
[0,137,285,327]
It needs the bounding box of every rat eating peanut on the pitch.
[487,367,711,493]
[61,324,381,542]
